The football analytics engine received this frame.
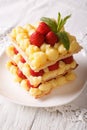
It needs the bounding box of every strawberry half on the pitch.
[17,69,26,79]
[37,22,51,35]
[45,31,59,46]
[14,48,18,54]
[27,80,39,88]
[62,56,73,64]
[12,62,17,66]
[48,61,59,71]
[30,31,45,47]
[20,56,26,63]
[30,68,44,76]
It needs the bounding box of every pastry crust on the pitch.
[9,25,82,71]
[6,45,77,87]
[6,61,76,98]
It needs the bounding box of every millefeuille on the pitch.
[6,13,82,98]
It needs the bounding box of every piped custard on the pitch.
[6,13,82,98]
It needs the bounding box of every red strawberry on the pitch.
[30,31,45,47]
[27,80,39,88]
[17,69,26,79]
[12,62,17,66]
[14,48,18,54]
[27,80,34,88]
[37,22,51,35]
[20,57,26,63]
[62,56,73,64]
[30,68,44,76]
[48,61,59,71]
[45,31,58,46]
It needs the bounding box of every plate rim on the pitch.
[0,50,87,107]
[0,81,87,107]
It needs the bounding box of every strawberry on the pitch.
[48,61,59,71]
[30,31,45,47]
[45,31,58,46]
[12,62,17,66]
[17,69,26,79]
[20,56,26,63]
[37,22,51,35]
[30,68,44,76]
[27,80,34,88]
[62,56,73,64]
[14,48,18,54]
[27,80,39,88]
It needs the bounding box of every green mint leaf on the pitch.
[63,14,71,26]
[57,12,61,31]
[57,13,71,32]
[57,31,70,50]
[40,17,57,33]
[63,15,71,23]
[58,19,64,32]
[58,12,61,24]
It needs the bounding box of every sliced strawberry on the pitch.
[30,31,45,47]
[45,31,59,46]
[30,68,44,76]
[62,56,73,64]
[12,62,17,66]
[14,48,18,54]
[20,57,26,63]
[17,69,26,79]
[27,80,39,88]
[27,80,34,88]
[37,22,51,35]
[48,61,59,71]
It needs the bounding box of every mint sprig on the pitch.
[40,12,71,50]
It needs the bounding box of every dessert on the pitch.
[6,13,82,98]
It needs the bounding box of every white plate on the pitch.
[0,51,87,107]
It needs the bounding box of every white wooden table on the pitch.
[0,0,87,130]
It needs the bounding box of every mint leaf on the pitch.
[57,31,70,50]
[63,14,71,24]
[40,17,57,33]
[57,12,61,25]
[57,13,71,32]
[57,12,61,31]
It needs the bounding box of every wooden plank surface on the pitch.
[0,102,87,130]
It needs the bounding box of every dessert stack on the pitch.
[6,13,82,98]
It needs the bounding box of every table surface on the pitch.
[0,0,87,130]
